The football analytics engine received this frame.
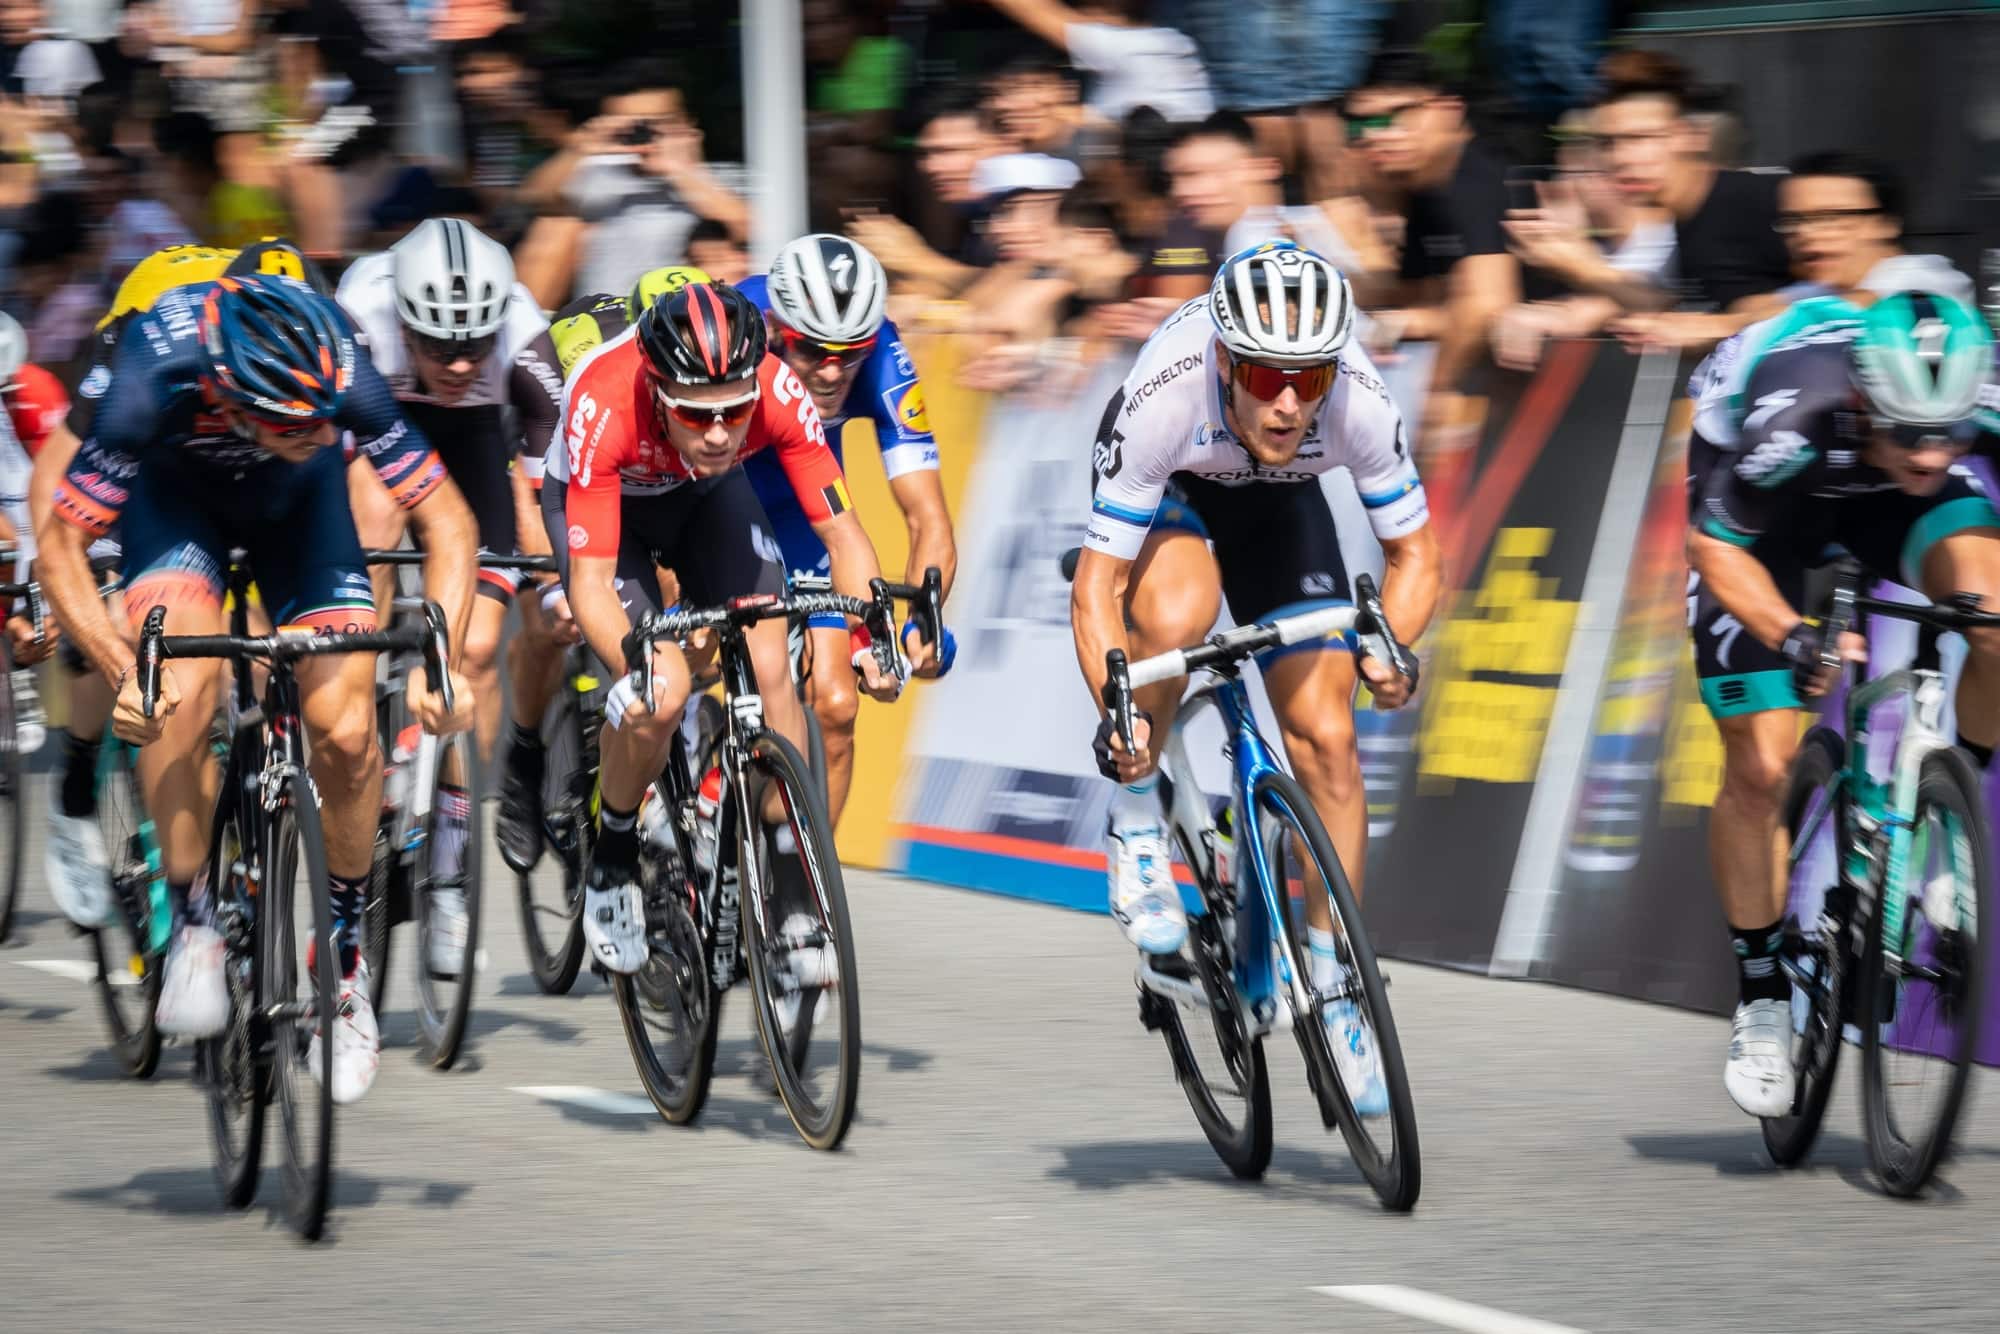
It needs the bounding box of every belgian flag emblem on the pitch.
[820,477,852,517]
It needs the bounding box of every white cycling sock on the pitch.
[1307,925,1348,993]
[433,785,471,881]
[1108,771,1163,835]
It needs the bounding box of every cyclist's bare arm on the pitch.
[26,419,80,543]
[1069,544,1135,715]
[403,477,479,663]
[38,515,131,685]
[1687,530,1802,651]
[888,467,957,598]
[1377,524,1443,648]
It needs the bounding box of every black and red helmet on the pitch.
[636,281,767,386]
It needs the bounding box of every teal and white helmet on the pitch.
[1851,290,1992,435]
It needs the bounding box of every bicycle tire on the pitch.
[89,750,164,1079]
[1763,727,1849,1167]
[613,883,718,1124]
[1255,768,1421,1211]
[1861,745,1991,1197]
[200,759,265,1209]
[414,734,481,1068]
[516,687,589,994]
[739,730,860,1150]
[804,702,829,807]
[0,653,20,944]
[266,773,337,1241]
[1153,908,1273,1179]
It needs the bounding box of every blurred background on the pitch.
[4,0,2000,1005]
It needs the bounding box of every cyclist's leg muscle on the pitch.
[509,584,569,732]
[804,623,861,821]
[296,650,383,879]
[1124,529,1220,762]
[1711,708,1798,929]
[1263,650,1365,911]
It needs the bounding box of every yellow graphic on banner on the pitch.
[1662,651,1726,809]
[1418,527,1577,785]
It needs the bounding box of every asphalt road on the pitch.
[4,803,2000,1334]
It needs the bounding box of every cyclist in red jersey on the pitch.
[544,281,901,974]
[2,323,68,668]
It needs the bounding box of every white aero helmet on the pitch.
[390,217,515,342]
[766,234,888,344]
[1209,239,1355,366]
[0,309,24,387]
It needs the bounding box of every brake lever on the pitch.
[868,578,906,684]
[139,605,167,720]
[421,600,456,717]
[1102,648,1136,756]
[25,581,45,647]
[1351,572,1419,688]
[624,615,657,714]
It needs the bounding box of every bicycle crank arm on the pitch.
[1135,955,1210,1015]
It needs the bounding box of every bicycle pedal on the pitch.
[1137,989,1169,1032]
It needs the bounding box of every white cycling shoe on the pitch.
[308,960,380,1106]
[1107,825,1186,955]
[1725,997,1796,1118]
[155,924,229,1038]
[583,868,647,975]
[45,792,115,929]
[1325,1000,1389,1116]
[426,887,469,976]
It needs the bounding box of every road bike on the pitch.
[358,550,550,1065]
[1769,564,1996,1195]
[136,579,455,1240]
[0,553,33,942]
[1099,572,1422,1210]
[611,582,903,1150]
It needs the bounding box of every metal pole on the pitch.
[741,0,809,268]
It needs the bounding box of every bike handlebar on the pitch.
[363,549,559,575]
[138,600,456,721]
[1101,572,1412,757]
[623,579,904,713]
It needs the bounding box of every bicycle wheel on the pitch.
[89,747,165,1079]
[516,686,590,994]
[613,842,718,1123]
[1861,745,1992,1197]
[413,734,481,1067]
[1255,768,1420,1210]
[200,771,266,1209]
[1763,727,1850,1166]
[739,731,860,1150]
[265,773,337,1240]
[1150,699,1271,1178]
[0,651,20,943]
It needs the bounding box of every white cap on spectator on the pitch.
[972,154,1081,200]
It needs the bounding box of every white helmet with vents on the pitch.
[766,234,888,344]
[390,218,515,342]
[1209,239,1354,366]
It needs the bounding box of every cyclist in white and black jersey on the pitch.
[337,218,568,969]
[1071,241,1442,1113]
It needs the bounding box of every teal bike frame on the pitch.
[100,738,172,956]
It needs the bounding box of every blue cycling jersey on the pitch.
[52,280,445,537]
[735,273,939,608]
[735,274,938,478]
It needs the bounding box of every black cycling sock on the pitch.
[168,879,194,928]
[328,871,368,977]
[1956,733,1994,770]
[508,720,543,762]
[58,729,101,818]
[596,802,638,871]
[1730,919,1789,1004]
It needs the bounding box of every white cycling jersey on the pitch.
[336,252,560,411]
[1083,298,1428,561]
[0,415,29,570]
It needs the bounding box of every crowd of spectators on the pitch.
[0,0,1943,449]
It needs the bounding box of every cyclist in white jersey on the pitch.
[337,218,568,970]
[1072,241,1441,1113]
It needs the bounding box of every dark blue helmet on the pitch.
[198,273,355,420]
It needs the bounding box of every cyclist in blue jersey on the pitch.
[739,235,958,823]
[35,274,477,1106]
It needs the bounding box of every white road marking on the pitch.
[990,1214,1032,1221]
[511,1085,657,1115]
[1315,1286,1587,1334]
[15,958,125,986]
[475,948,489,972]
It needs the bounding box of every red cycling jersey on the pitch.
[560,333,852,561]
[6,363,70,457]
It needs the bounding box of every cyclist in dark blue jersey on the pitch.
[739,235,957,823]
[36,274,478,1107]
